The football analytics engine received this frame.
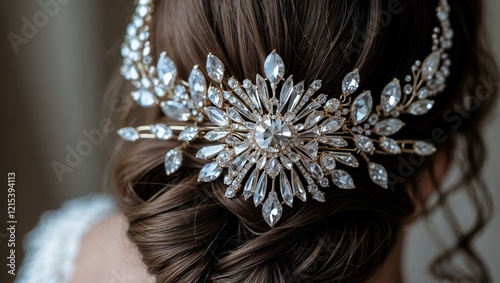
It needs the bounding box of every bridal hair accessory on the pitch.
[118,0,453,227]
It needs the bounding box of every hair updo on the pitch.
[111,0,498,282]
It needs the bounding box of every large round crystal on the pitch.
[254,116,292,153]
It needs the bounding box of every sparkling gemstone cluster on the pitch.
[118,0,452,227]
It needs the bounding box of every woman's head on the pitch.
[113,0,498,282]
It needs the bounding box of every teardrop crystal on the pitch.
[381,80,401,113]
[227,107,244,123]
[331,169,355,189]
[333,152,359,167]
[243,167,259,200]
[280,170,293,207]
[205,106,230,127]
[207,86,223,108]
[262,191,282,227]
[160,101,190,121]
[198,162,223,182]
[157,52,177,89]
[373,118,405,136]
[196,144,225,160]
[304,110,323,129]
[351,91,373,125]
[164,148,182,175]
[264,50,285,86]
[291,169,307,202]
[188,67,206,108]
[253,172,268,206]
[206,53,225,83]
[342,70,360,96]
[368,162,388,189]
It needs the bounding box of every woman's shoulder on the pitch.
[16,194,153,283]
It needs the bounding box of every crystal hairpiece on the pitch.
[118,0,453,227]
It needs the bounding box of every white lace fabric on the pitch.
[15,194,116,283]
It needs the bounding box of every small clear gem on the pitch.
[320,154,336,170]
[117,127,139,141]
[331,170,355,189]
[381,80,401,113]
[179,126,199,141]
[264,51,285,85]
[351,91,373,125]
[160,101,190,121]
[373,118,404,136]
[266,158,282,178]
[342,70,360,95]
[262,191,282,227]
[380,137,402,154]
[206,53,225,83]
[198,162,223,182]
[354,134,375,153]
[408,100,434,115]
[414,141,436,156]
[164,148,182,175]
[151,124,173,140]
[368,162,388,189]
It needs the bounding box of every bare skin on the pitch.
[71,150,451,283]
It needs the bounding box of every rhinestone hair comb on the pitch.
[118,0,453,227]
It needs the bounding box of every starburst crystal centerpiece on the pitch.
[118,0,453,227]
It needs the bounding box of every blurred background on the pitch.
[0,1,499,282]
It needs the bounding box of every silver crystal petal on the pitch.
[205,106,230,127]
[287,81,304,112]
[229,151,249,176]
[188,67,206,108]
[280,170,294,207]
[253,172,268,206]
[117,127,139,141]
[262,191,282,227]
[414,141,436,156]
[381,79,401,113]
[278,76,294,113]
[333,152,359,167]
[342,70,360,96]
[157,52,177,89]
[422,51,441,79]
[256,74,270,111]
[291,169,307,202]
[164,148,182,175]
[373,118,405,136]
[205,129,230,141]
[317,136,348,148]
[207,86,223,108]
[243,167,259,200]
[196,144,225,160]
[206,53,225,83]
[198,162,223,182]
[379,137,402,154]
[131,89,158,107]
[331,169,355,189]
[178,126,199,141]
[160,101,190,121]
[151,124,173,140]
[227,107,244,124]
[280,155,294,170]
[368,162,388,189]
[304,110,323,129]
[264,50,285,86]
[351,91,373,125]
[320,117,345,134]
[408,100,434,115]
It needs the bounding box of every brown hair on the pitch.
[111,0,498,282]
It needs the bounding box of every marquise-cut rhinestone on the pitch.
[205,106,230,127]
[342,70,360,95]
[381,80,401,113]
[333,153,359,167]
[408,100,434,115]
[151,124,173,140]
[207,86,223,108]
[262,191,283,227]
[317,136,348,148]
[157,52,176,89]
[331,169,355,189]
[280,170,294,207]
[380,137,402,154]
[354,134,375,153]
[196,144,225,160]
[351,91,373,125]
[117,127,139,141]
[178,126,199,141]
[373,118,404,136]
[206,53,225,83]
[414,141,436,156]
[320,117,345,134]
[264,51,285,86]
[188,67,206,108]
[422,51,441,79]
[164,148,182,175]
[368,162,388,189]
[160,101,190,121]
[198,162,223,182]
